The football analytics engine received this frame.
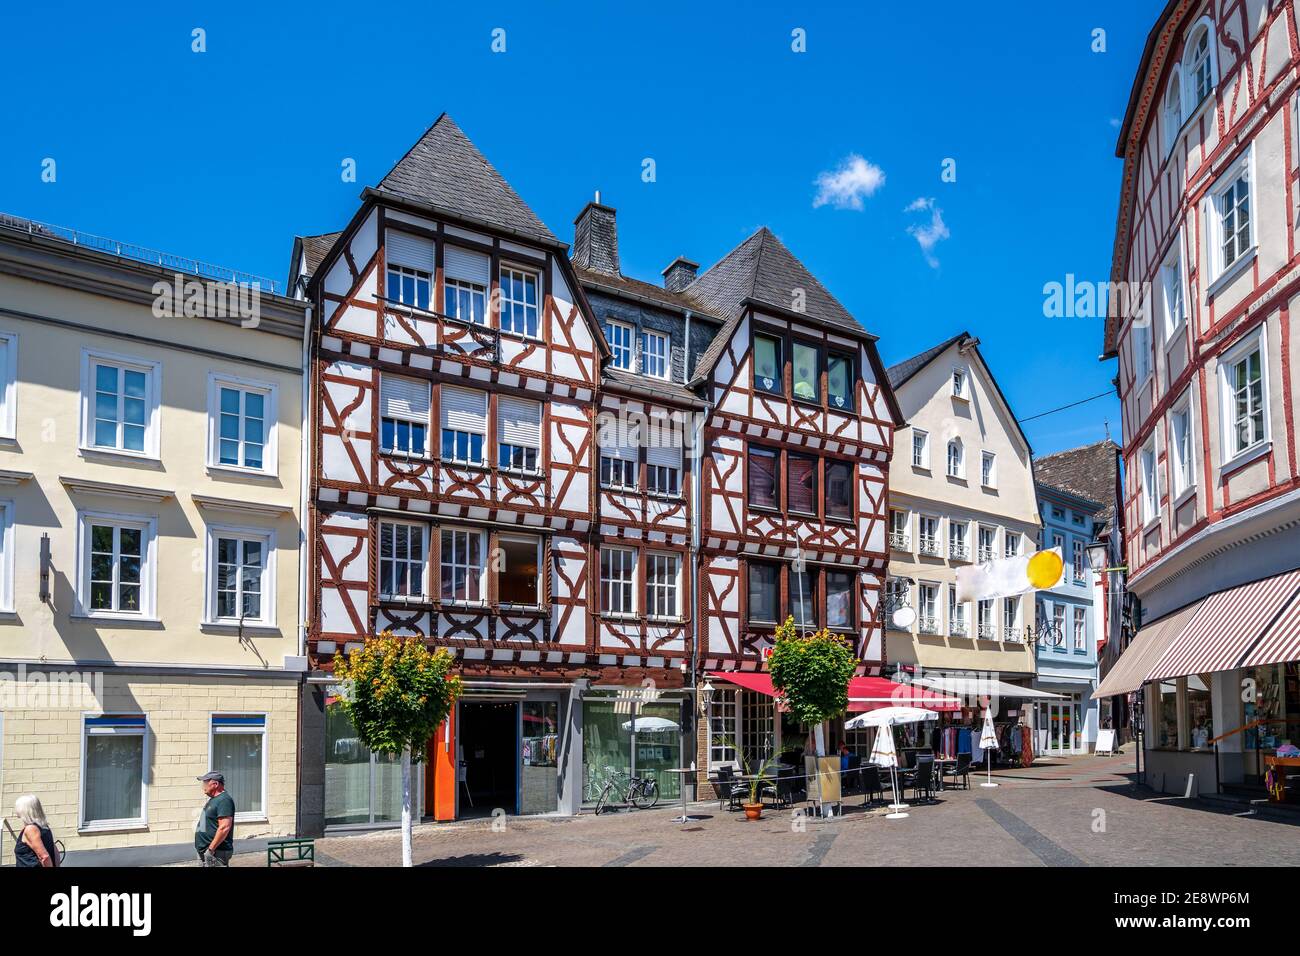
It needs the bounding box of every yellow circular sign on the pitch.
[1026,550,1064,589]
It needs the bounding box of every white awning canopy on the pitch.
[913,675,1066,701]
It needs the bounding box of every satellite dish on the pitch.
[891,605,917,630]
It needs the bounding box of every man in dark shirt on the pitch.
[195,771,236,867]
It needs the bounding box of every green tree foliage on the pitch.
[767,616,857,726]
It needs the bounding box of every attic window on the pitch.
[952,368,968,399]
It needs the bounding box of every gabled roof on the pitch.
[575,264,723,321]
[885,332,970,390]
[375,114,558,246]
[299,232,341,276]
[687,227,869,384]
[1034,439,1121,532]
[885,331,1033,456]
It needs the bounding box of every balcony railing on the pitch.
[889,533,910,551]
[918,616,939,635]
[977,548,994,562]
[1004,626,1022,643]
[918,537,940,557]
[950,621,968,637]
[949,542,970,561]
[977,623,996,640]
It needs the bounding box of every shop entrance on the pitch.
[459,700,518,816]
[1037,696,1080,754]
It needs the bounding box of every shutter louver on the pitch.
[386,231,435,272]
[440,385,487,432]
[443,246,490,285]
[497,396,541,448]
[646,440,680,470]
[380,375,431,422]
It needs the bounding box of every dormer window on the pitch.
[792,342,819,402]
[498,266,539,338]
[443,246,489,325]
[605,320,633,370]
[387,265,431,310]
[753,333,783,395]
[827,353,853,410]
[640,329,670,379]
[385,230,435,310]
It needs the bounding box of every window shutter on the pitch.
[646,441,680,470]
[788,456,816,513]
[748,449,777,508]
[386,231,435,273]
[440,385,487,433]
[497,395,541,448]
[443,246,490,286]
[379,374,431,422]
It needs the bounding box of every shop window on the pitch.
[210,715,266,820]
[81,715,147,829]
[520,700,559,814]
[324,689,402,826]
[708,688,739,768]
[1185,675,1213,750]
[1155,680,1179,748]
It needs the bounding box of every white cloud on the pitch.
[1108,117,1121,128]
[905,197,950,268]
[812,154,885,210]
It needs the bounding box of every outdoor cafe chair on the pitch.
[859,764,885,805]
[906,757,937,803]
[945,752,973,790]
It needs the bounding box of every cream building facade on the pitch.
[0,217,308,856]
[884,333,1040,678]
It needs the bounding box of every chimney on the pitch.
[661,256,699,293]
[572,192,619,275]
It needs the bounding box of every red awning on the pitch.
[847,676,962,712]
[706,672,961,712]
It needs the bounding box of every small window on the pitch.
[497,395,541,473]
[977,526,996,562]
[748,446,779,509]
[1073,606,1086,651]
[889,510,909,549]
[1184,22,1216,109]
[1132,321,1152,383]
[1171,401,1194,495]
[1223,338,1266,457]
[498,534,541,606]
[1141,442,1160,525]
[951,368,967,399]
[826,571,853,630]
[753,334,783,395]
[792,342,819,402]
[600,419,640,491]
[640,330,671,379]
[1004,532,1020,558]
[748,562,780,624]
[499,266,539,337]
[787,454,817,515]
[1003,596,1020,640]
[211,715,266,821]
[948,520,968,560]
[1161,241,1186,340]
[918,515,939,556]
[379,521,427,600]
[646,442,681,496]
[379,374,430,458]
[1163,69,1182,156]
[210,529,272,625]
[948,586,966,635]
[82,715,147,829]
[441,528,484,604]
[82,514,154,617]
[210,377,275,472]
[789,567,815,629]
[600,546,636,616]
[84,351,160,457]
[0,331,17,440]
[646,551,680,619]
[443,246,489,324]
[911,429,929,469]
[605,320,633,370]
[1051,506,1065,520]
[387,265,431,310]
[827,353,853,409]
[980,451,996,487]
[946,440,964,479]
[1072,540,1085,580]
[824,460,852,520]
[600,454,638,490]
[1216,174,1251,274]
[918,584,939,633]
[977,599,994,638]
[440,385,487,466]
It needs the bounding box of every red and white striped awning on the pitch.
[1240,587,1300,669]
[1147,570,1300,682]
[1092,599,1205,699]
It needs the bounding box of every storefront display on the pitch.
[582,694,683,803]
[324,689,404,827]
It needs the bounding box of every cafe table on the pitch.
[659,767,705,823]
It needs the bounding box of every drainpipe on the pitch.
[297,302,313,662]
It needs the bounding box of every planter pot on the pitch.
[743,802,763,821]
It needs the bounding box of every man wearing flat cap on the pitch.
[195,771,236,867]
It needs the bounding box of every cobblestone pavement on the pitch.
[223,753,1300,867]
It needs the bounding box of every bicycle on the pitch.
[594,768,660,814]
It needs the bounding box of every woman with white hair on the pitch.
[13,795,58,868]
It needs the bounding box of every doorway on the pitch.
[459,700,519,816]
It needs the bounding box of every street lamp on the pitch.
[1085,539,1109,574]
[699,679,714,717]
[880,578,917,630]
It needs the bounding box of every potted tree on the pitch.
[721,736,781,820]
[333,634,462,866]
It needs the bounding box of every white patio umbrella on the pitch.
[855,706,939,820]
[621,716,679,732]
[978,707,999,788]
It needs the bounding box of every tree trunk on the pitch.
[401,747,413,868]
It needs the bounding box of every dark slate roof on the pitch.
[575,265,723,321]
[603,367,707,407]
[1034,439,1121,530]
[885,332,971,389]
[687,227,867,383]
[299,232,341,277]
[376,114,558,245]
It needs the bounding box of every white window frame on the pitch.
[1160,238,1187,343]
[80,348,162,460]
[76,510,158,620]
[208,714,268,823]
[1072,539,1085,582]
[1003,530,1020,558]
[600,545,637,618]
[948,585,967,636]
[917,514,940,557]
[911,429,930,469]
[951,367,968,400]
[498,264,541,338]
[946,439,964,479]
[1217,324,1270,469]
[439,526,485,607]
[645,551,681,621]
[977,599,995,639]
[207,372,278,475]
[1170,395,1195,502]
[203,523,276,628]
[1182,18,1218,117]
[1131,319,1152,386]
[1205,144,1256,293]
[980,451,996,488]
[948,518,969,560]
[917,582,939,634]
[1163,65,1183,156]
[1003,595,1021,642]
[708,688,739,770]
[379,374,432,460]
[386,263,432,310]
[640,329,671,380]
[0,330,17,441]
[79,714,149,832]
[977,525,996,562]
[1073,606,1087,652]
[377,519,430,602]
[605,320,633,371]
[1140,439,1160,529]
[0,499,13,614]
[889,508,910,550]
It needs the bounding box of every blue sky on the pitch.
[0,0,1164,456]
